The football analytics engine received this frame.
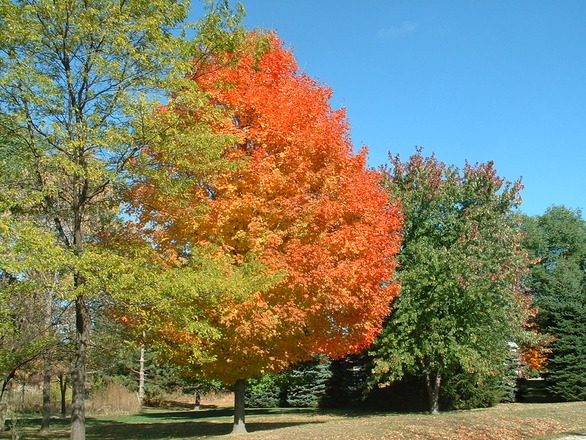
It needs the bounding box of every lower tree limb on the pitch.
[232,379,247,434]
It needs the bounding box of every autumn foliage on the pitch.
[129,34,403,384]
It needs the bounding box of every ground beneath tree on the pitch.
[232,401,586,440]
[2,400,585,440]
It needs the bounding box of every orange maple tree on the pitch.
[129,32,402,432]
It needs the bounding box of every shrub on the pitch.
[440,370,504,410]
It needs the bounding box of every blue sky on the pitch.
[192,1,585,217]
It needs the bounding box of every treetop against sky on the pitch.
[197,0,586,218]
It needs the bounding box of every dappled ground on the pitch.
[1,401,585,440]
[235,402,586,440]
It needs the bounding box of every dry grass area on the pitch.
[236,402,586,440]
[163,391,235,409]
[1,400,585,440]
[86,382,142,416]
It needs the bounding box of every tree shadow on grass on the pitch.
[140,407,235,420]
[87,419,230,439]
[140,407,319,421]
[86,408,325,440]
[87,419,323,440]
[2,408,385,440]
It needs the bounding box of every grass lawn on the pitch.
[2,401,585,440]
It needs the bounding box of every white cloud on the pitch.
[377,20,418,39]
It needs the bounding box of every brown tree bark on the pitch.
[41,356,52,432]
[71,295,89,440]
[138,340,145,407]
[424,371,442,415]
[0,375,14,431]
[41,289,53,432]
[232,379,247,434]
[59,373,68,419]
[194,391,201,410]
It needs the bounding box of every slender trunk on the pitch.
[232,379,247,434]
[69,123,88,440]
[59,373,68,419]
[424,371,442,415]
[194,391,201,410]
[0,373,14,405]
[0,398,5,433]
[71,295,89,440]
[0,378,13,431]
[137,341,145,407]
[41,290,53,432]
[41,357,52,432]
[20,379,25,410]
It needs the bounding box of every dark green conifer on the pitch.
[523,206,586,400]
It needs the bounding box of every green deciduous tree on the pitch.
[371,149,534,414]
[0,0,204,437]
[0,120,64,424]
[0,210,65,427]
[522,206,586,401]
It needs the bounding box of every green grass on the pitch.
[2,401,585,440]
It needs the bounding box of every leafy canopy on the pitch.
[372,150,534,409]
[129,33,403,384]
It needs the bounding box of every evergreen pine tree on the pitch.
[286,357,333,408]
[323,353,371,408]
[522,206,586,400]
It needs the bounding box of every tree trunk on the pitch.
[0,377,14,432]
[194,391,201,410]
[424,371,442,415]
[71,295,89,440]
[0,399,5,433]
[59,373,68,419]
[41,357,52,432]
[232,379,247,434]
[41,290,53,432]
[137,341,145,407]
[20,379,25,410]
